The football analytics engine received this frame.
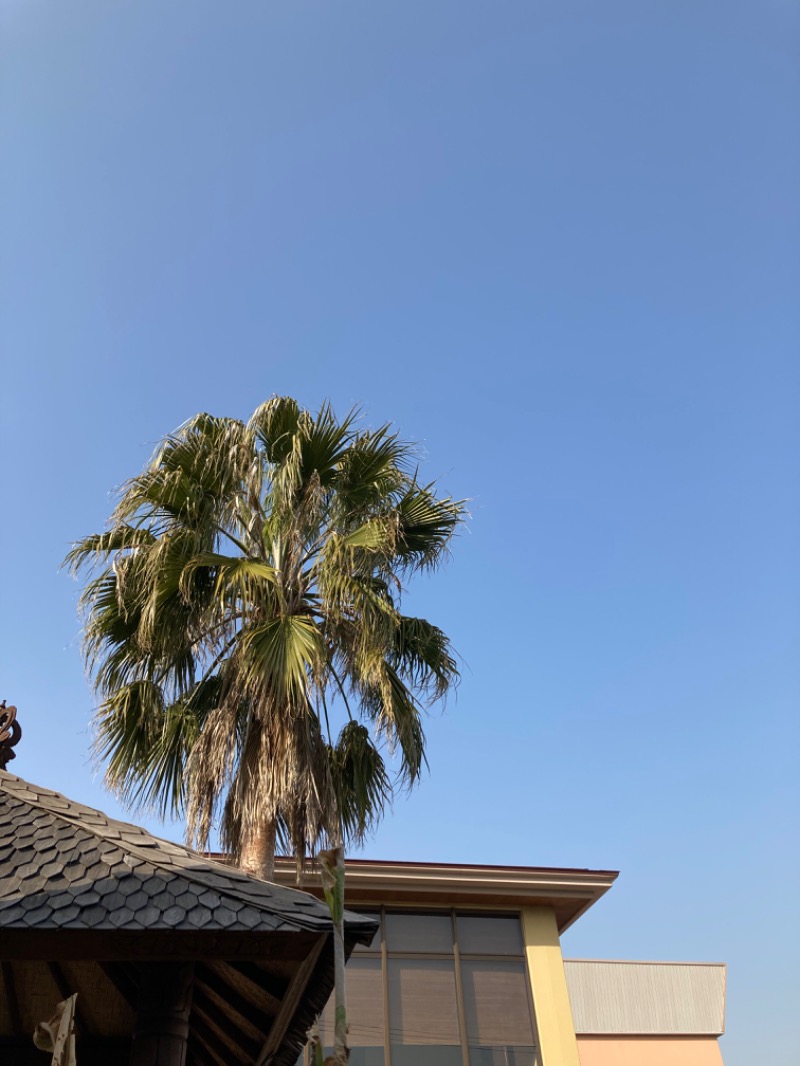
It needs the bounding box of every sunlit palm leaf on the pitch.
[239,615,324,700]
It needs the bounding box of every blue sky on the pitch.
[1,2,798,1062]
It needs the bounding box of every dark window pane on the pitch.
[391,1047,463,1066]
[457,915,524,955]
[461,960,534,1047]
[388,958,461,1045]
[385,912,453,953]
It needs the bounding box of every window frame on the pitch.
[303,908,538,1066]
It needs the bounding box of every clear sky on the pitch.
[1,2,798,1062]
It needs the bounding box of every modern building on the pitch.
[276,860,727,1066]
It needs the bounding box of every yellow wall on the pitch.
[522,907,581,1066]
[576,1037,725,1066]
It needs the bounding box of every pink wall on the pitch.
[577,1036,725,1066]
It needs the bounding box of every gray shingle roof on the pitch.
[0,770,371,938]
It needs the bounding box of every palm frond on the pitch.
[180,552,277,609]
[64,526,156,574]
[361,665,428,785]
[238,615,324,701]
[392,615,459,702]
[249,396,302,464]
[330,722,391,846]
[394,482,466,570]
[93,680,166,802]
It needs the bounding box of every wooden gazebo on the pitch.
[0,770,376,1065]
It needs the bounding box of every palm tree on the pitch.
[66,397,464,880]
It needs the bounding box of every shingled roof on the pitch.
[0,770,368,938]
[0,770,376,1066]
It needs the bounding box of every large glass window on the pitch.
[460,959,536,1066]
[388,957,462,1065]
[385,912,454,954]
[305,910,538,1066]
[456,915,524,956]
[316,956,385,1065]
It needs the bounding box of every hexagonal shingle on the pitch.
[0,769,374,945]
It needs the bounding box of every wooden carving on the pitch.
[0,703,21,770]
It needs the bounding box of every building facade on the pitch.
[278,860,726,1066]
[0,767,726,1066]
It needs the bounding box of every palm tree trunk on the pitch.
[240,819,277,881]
[319,845,348,1065]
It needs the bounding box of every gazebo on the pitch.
[0,769,376,1066]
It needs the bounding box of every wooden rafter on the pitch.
[193,1009,250,1066]
[256,934,326,1066]
[192,988,262,1061]
[195,965,269,1043]
[224,960,289,1004]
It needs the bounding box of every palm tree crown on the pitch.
[67,398,464,877]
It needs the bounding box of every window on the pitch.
[306,911,538,1066]
[388,957,462,1065]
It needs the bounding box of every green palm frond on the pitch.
[249,396,302,464]
[93,680,167,801]
[64,526,157,573]
[180,552,277,608]
[333,423,413,500]
[296,401,360,489]
[395,482,465,570]
[362,665,428,786]
[238,615,324,700]
[392,615,459,702]
[330,722,391,845]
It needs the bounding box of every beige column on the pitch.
[522,907,582,1066]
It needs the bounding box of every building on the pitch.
[275,860,727,1066]
[0,770,726,1066]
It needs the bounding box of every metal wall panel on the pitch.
[564,961,726,1035]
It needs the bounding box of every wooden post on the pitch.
[129,963,194,1066]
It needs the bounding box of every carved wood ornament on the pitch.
[0,703,21,770]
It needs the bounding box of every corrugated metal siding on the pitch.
[564,961,726,1036]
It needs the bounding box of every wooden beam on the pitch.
[224,959,289,1003]
[47,962,92,1036]
[192,1009,251,1066]
[195,966,269,1043]
[192,1029,229,1066]
[0,962,23,1037]
[257,934,327,1066]
[0,928,319,962]
[192,988,262,1061]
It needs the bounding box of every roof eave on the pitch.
[273,859,618,933]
